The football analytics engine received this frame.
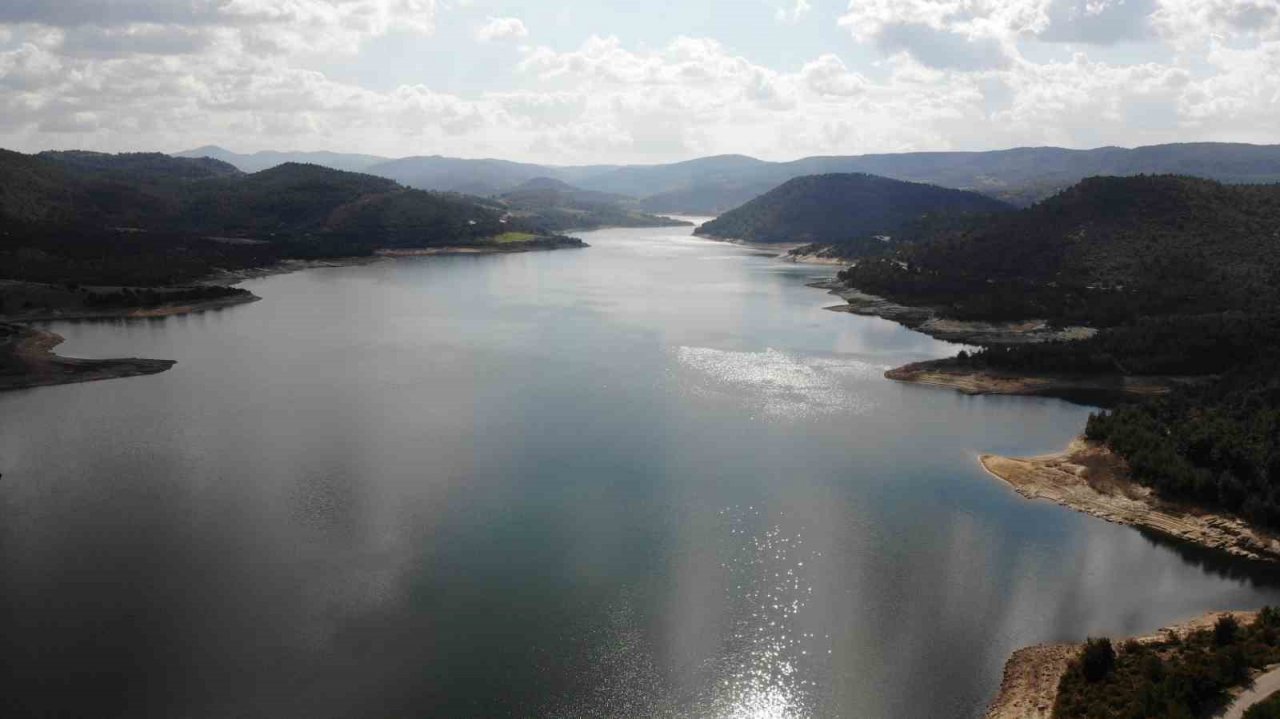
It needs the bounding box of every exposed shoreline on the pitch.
[200,237,588,284]
[809,279,1096,345]
[979,438,1280,562]
[806,275,1276,561]
[0,323,176,392]
[0,238,587,392]
[885,359,1190,406]
[694,233,806,255]
[803,266,1280,717]
[984,611,1259,719]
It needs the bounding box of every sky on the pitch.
[0,0,1278,164]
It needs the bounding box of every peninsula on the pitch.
[810,175,1280,560]
[0,150,590,391]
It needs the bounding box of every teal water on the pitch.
[3,224,1279,718]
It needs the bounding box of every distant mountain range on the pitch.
[176,143,1280,214]
[694,173,1011,255]
[173,146,392,174]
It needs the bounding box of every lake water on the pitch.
[4,224,1280,718]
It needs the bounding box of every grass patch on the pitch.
[492,231,539,244]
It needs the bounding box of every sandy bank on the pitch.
[885,360,1188,406]
[985,611,1258,719]
[782,252,850,266]
[980,439,1280,562]
[984,644,1080,719]
[809,280,1095,346]
[0,324,175,392]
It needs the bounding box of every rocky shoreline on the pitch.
[979,439,1280,562]
[2,291,261,324]
[984,611,1259,719]
[810,280,1096,345]
[694,233,805,254]
[808,276,1279,563]
[885,359,1189,406]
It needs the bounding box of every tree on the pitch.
[1216,615,1240,646]
[1081,637,1116,683]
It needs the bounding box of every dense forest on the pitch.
[1085,366,1280,528]
[836,175,1280,529]
[0,150,578,287]
[1054,612,1280,719]
[838,175,1280,325]
[694,173,1010,255]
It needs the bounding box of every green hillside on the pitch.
[0,152,518,285]
[839,175,1280,323]
[694,173,1011,256]
[836,174,1280,530]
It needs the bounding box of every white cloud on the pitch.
[0,0,1279,163]
[1178,39,1280,141]
[838,0,1164,66]
[0,0,437,58]
[1153,0,1280,47]
[800,54,869,96]
[1039,0,1157,44]
[837,0,1050,68]
[475,16,528,42]
[776,0,813,24]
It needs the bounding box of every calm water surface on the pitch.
[4,224,1280,718]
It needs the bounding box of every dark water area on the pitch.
[3,224,1279,718]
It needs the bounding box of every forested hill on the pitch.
[0,150,524,285]
[835,174,1280,532]
[0,149,241,226]
[693,173,1011,256]
[840,175,1280,324]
